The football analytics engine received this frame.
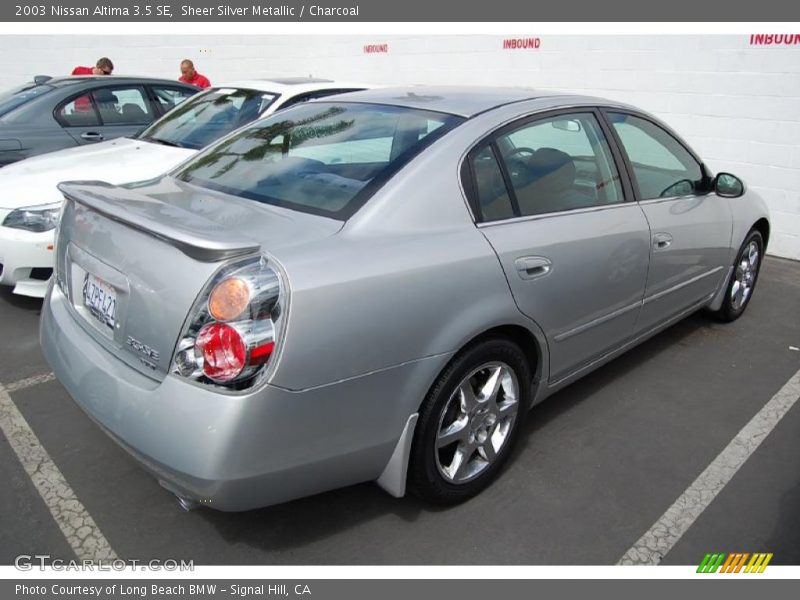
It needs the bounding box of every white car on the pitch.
[0,77,368,297]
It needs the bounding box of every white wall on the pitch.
[1,34,798,259]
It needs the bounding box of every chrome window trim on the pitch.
[475,200,632,229]
[636,190,714,206]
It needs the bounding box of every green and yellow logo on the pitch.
[697,552,773,573]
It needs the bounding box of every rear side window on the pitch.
[470,112,624,221]
[56,93,99,127]
[608,113,705,200]
[177,102,463,219]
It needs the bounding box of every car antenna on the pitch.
[34,75,52,85]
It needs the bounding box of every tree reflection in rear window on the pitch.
[176,103,464,220]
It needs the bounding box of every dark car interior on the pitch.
[473,144,616,221]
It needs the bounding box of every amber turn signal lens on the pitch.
[208,277,250,321]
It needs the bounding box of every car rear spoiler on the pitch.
[58,181,261,262]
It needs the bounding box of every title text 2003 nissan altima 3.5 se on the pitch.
[40,87,770,511]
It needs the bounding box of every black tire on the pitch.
[714,229,764,322]
[408,338,531,504]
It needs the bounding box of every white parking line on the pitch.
[618,367,800,565]
[4,372,56,393]
[0,380,118,561]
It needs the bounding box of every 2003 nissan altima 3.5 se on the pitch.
[40,87,770,511]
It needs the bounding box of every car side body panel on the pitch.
[635,194,733,333]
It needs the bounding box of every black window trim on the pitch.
[462,106,636,225]
[597,107,713,203]
[461,141,521,222]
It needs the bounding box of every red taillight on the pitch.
[196,323,246,382]
[171,257,283,389]
[249,340,275,365]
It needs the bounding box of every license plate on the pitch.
[83,273,117,329]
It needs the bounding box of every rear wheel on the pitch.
[714,229,764,322]
[409,338,530,504]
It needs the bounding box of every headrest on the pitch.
[93,90,118,104]
[528,148,575,181]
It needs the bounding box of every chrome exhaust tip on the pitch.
[175,495,199,512]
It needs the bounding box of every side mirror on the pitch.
[714,172,744,198]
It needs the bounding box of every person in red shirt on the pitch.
[178,59,211,89]
[71,57,114,76]
[70,58,114,113]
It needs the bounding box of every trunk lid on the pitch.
[55,177,341,380]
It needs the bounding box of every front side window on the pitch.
[138,88,278,150]
[176,102,463,219]
[608,113,706,200]
[474,113,624,220]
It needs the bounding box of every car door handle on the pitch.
[514,256,552,280]
[80,132,104,142]
[652,233,673,250]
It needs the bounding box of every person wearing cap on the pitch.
[178,59,211,89]
[72,57,114,76]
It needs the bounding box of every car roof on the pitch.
[32,75,196,88]
[317,86,618,118]
[216,78,372,95]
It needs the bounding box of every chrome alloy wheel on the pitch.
[731,240,760,311]
[435,362,519,484]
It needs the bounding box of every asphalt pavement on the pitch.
[1,257,798,565]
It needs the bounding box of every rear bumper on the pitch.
[0,225,54,297]
[41,284,441,511]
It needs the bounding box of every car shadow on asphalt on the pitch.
[194,481,431,560]
[192,311,720,558]
[517,310,716,444]
[0,286,44,313]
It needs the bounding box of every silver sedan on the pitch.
[41,87,770,511]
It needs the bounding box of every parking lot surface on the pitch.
[1,257,798,565]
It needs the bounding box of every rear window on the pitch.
[176,103,464,219]
[0,83,53,118]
